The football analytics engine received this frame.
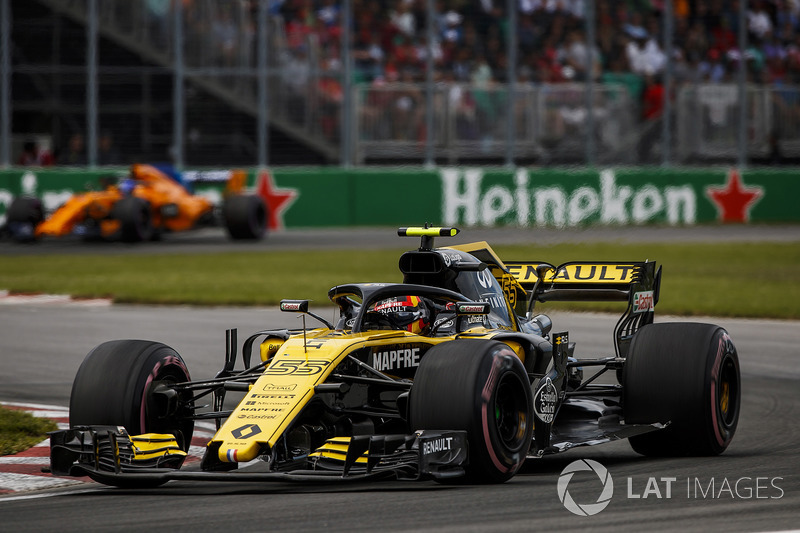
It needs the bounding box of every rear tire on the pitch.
[409,340,533,483]
[114,196,153,242]
[70,340,194,451]
[623,323,740,456]
[223,194,267,240]
[5,196,43,242]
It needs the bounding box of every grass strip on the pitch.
[0,241,798,318]
[0,406,58,456]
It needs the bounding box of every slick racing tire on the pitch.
[70,340,194,452]
[223,194,267,240]
[114,196,153,242]
[5,196,43,242]
[623,323,740,456]
[409,340,533,483]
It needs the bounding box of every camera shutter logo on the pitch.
[557,459,614,516]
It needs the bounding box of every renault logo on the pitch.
[231,423,262,439]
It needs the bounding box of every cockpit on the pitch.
[399,247,516,331]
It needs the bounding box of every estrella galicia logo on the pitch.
[534,377,557,424]
[231,423,262,440]
[557,459,614,516]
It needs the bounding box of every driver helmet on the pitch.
[370,295,430,335]
[119,177,136,196]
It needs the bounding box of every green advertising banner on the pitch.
[263,166,799,228]
[1,166,798,229]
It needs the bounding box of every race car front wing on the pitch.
[49,426,468,486]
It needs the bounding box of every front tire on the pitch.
[623,323,740,456]
[70,340,194,451]
[114,196,153,242]
[223,194,267,240]
[5,196,43,242]
[409,340,533,483]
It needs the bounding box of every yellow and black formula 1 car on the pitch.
[49,227,741,486]
[3,164,266,243]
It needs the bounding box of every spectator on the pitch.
[353,31,385,81]
[441,10,463,44]
[392,33,418,70]
[98,131,122,165]
[603,54,643,102]
[451,47,473,81]
[748,1,773,40]
[626,26,666,76]
[414,34,443,69]
[559,29,601,81]
[62,134,87,166]
[637,70,665,163]
[775,0,800,41]
[317,54,343,140]
[386,67,423,140]
[212,7,238,65]
[317,0,339,28]
[359,75,394,139]
[441,68,478,140]
[517,13,539,54]
[17,140,54,166]
[283,47,311,123]
[641,70,665,122]
[699,48,728,83]
[390,1,416,38]
[684,20,710,59]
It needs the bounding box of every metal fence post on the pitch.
[87,0,98,167]
[341,0,352,167]
[424,0,435,167]
[172,0,184,170]
[737,0,748,169]
[585,1,595,166]
[661,0,673,167]
[257,0,269,168]
[1,0,10,167]
[505,0,517,168]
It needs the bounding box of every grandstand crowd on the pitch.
[17,0,800,164]
[274,0,800,104]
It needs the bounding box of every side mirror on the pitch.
[280,299,309,313]
[279,299,333,329]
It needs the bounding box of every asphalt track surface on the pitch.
[1,224,799,255]
[0,226,798,532]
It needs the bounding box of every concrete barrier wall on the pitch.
[1,166,796,229]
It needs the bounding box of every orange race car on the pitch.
[3,164,266,242]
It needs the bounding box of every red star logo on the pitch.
[256,170,298,231]
[705,169,763,223]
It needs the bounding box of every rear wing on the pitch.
[443,240,662,358]
[505,260,662,357]
[505,261,658,302]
